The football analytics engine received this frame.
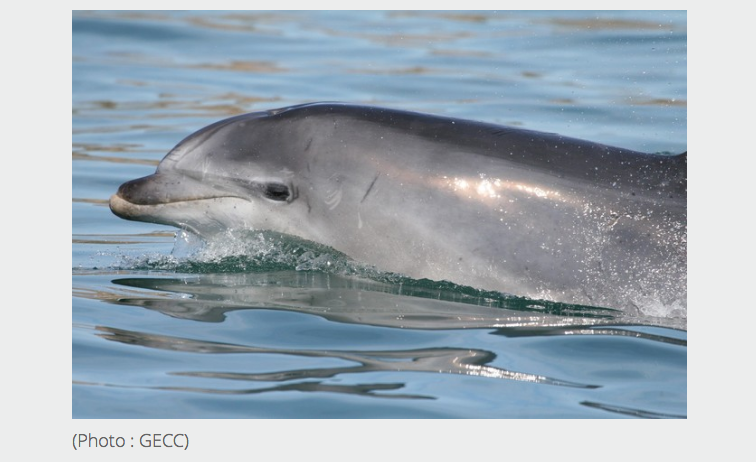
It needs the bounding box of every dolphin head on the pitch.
[109,108,312,236]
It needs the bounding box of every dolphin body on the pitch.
[110,102,687,314]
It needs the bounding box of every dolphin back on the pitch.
[273,103,687,200]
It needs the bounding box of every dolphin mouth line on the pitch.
[111,192,240,207]
[109,193,235,237]
[113,172,250,207]
[109,192,243,210]
[108,193,241,232]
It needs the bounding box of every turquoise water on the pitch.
[72,10,686,418]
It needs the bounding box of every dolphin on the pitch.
[110,102,687,314]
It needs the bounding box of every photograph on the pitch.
[72,9,687,420]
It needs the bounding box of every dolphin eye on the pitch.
[263,182,292,202]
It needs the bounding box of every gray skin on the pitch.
[110,102,687,314]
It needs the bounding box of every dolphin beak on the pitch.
[114,174,188,206]
[109,173,232,222]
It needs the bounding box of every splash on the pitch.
[118,229,376,275]
[109,229,626,322]
[107,229,688,329]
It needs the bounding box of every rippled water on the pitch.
[72,10,686,418]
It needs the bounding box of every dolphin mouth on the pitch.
[109,192,242,237]
[108,173,241,231]
[109,193,176,220]
[108,193,207,236]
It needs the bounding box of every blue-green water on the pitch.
[72,10,686,418]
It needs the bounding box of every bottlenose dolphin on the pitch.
[110,102,687,314]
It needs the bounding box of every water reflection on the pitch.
[109,271,629,329]
[92,270,685,403]
[92,325,599,400]
[580,401,685,419]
